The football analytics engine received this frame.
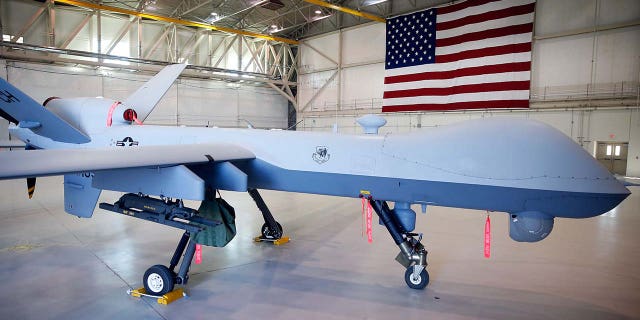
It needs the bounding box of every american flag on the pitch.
[382,0,535,112]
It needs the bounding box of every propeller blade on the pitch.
[25,145,36,199]
[27,177,36,199]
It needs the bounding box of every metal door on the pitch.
[595,142,628,175]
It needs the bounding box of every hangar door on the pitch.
[595,142,628,175]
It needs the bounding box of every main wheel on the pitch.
[261,221,283,239]
[404,266,429,290]
[143,265,174,296]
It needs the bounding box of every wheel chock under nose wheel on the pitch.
[127,287,187,305]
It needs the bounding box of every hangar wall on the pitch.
[0,0,290,133]
[297,0,640,176]
[0,60,288,131]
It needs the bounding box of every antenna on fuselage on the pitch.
[356,114,387,135]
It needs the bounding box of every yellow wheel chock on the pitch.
[254,235,290,246]
[127,287,186,305]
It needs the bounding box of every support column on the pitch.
[47,0,56,47]
[97,2,102,57]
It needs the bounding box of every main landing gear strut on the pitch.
[248,188,284,241]
[368,199,430,289]
[100,193,220,296]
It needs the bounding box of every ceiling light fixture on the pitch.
[207,12,220,23]
[362,0,387,5]
[144,0,157,10]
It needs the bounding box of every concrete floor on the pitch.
[0,176,638,320]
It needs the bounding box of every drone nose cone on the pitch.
[557,150,631,217]
[608,178,631,203]
[596,185,630,216]
[612,179,632,195]
[607,177,631,201]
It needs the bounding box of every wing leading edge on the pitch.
[0,143,255,180]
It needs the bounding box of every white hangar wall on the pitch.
[532,0,640,87]
[297,0,640,176]
[0,0,290,134]
[0,60,288,131]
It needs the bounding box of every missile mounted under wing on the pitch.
[0,64,630,294]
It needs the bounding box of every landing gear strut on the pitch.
[99,193,220,296]
[369,199,430,289]
[248,188,284,240]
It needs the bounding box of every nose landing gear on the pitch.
[399,234,429,289]
[368,199,429,289]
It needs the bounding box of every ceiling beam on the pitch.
[59,11,93,48]
[245,3,314,29]
[105,16,136,54]
[170,0,213,17]
[12,0,50,42]
[302,0,385,23]
[0,41,288,84]
[216,0,265,25]
[53,0,299,45]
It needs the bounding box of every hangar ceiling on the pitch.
[91,0,452,40]
[0,0,449,105]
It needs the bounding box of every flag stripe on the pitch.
[437,13,534,40]
[383,80,530,99]
[437,23,533,47]
[382,99,530,112]
[385,51,531,76]
[438,2,535,31]
[383,91,530,106]
[384,71,531,91]
[437,0,502,15]
[438,0,534,22]
[436,32,531,56]
[437,42,531,63]
[385,62,531,84]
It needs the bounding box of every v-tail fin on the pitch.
[123,64,187,122]
[0,78,90,144]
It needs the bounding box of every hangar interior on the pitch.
[0,0,639,319]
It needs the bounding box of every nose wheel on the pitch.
[404,265,429,289]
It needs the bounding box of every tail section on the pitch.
[123,63,187,122]
[0,63,185,142]
[0,78,90,144]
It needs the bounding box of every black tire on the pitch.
[404,266,429,290]
[143,265,174,296]
[261,221,283,239]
